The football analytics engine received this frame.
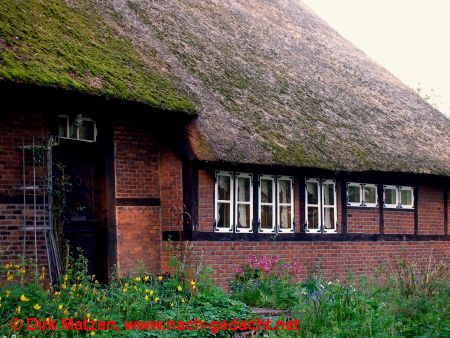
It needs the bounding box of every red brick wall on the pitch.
[161,241,450,289]
[198,169,214,232]
[0,110,50,269]
[418,184,444,235]
[384,210,415,234]
[160,145,183,232]
[114,125,160,199]
[116,206,160,273]
[347,208,379,233]
[114,123,184,276]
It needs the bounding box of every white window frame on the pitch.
[322,179,337,233]
[399,186,414,209]
[214,171,234,232]
[383,185,399,209]
[347,182,363,207]
[277,176,294,233]
[258,174,276,233]
[363,184,378,207]
[305,178,321,233]
[235,173,253,233]
[58,114,97,142]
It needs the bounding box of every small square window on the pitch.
[347,183,362,206]
[363,184,378,207]
[400,187,414,209]
[58,114,97,142]
[384,185,398,208]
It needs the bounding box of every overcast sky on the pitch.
[302,0,450,116]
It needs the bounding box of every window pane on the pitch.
[79,120,94,140]
[69,120,77,138]
[323,183,335,205]
[307,207,319,229]
[348,185,361,204]
[279,206,291,229]
[260,205,273,229]
[384,188,397,206]
[217,203,230,228]
[237,177,250,202]
[323,207,335,229]
[237,204,251,228]
[401,189,412,206]
[261,179,273,203]
[364,186,377,204]
[279,180,291,204]
[307,181,318,204]
[218,175,231,200]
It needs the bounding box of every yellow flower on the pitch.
[157,276,163,281]
[144,295,149,301]
[86,313,91,319]
[122,288,128,293]
[61,283,67,290]
[90,332,95,336]
[20,294,29,302]
[133,286,138,291]
[124,283,129,287]
[190,280,196,287]
[19,268,26,275]
[54,291,61,296]
[177,285,182,292]
[7,272,13,281]
[76,276,80,281]
[64,310,69,316]
[154,297,160,303]
[170,302,174,307]
[149,290,154,296]
[5,290,11,297]
[135,277,141,283]
[33,304,41,311]
[192,285,197,290]
[144,276,149,282]
[16,305,21,314]
[58,305,63,311]
[181,298,185,303]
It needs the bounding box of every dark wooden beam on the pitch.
[299,177,305,233]
[104,122,117,280]
[414,184,419,235]
[377,183,384,235]
[444,185,448,235]
[163,231,449,242]
[182,159,197,239]
[341,178,348,234]
[115,198,160,206]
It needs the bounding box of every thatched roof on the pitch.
[2,0,450,175]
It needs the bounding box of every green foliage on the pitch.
[231,255,449,337]
[230,256,302,309]
[0,0,196,113]
[0,255,250,337]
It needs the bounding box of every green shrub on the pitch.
[230,255,302,309]
[0,254,250,337]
